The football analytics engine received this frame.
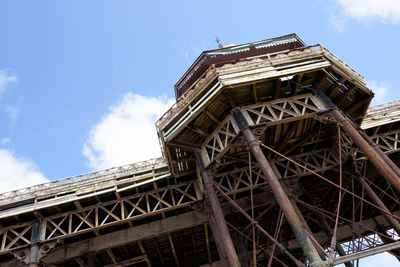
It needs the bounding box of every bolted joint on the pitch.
[11,240,57,266]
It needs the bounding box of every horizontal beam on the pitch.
[200,93,328,166]
[332,241,400,266]
[0,181,202,254]
[42,210,207,264]
[287,210,400,250]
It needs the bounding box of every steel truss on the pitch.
[0,158,167,206]
[201,93,328,166]
[2,96,400,266]
[341,129,400,160]
[0,181,201,254]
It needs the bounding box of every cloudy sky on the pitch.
[0,0,399,265]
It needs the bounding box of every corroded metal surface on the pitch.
[2,35,400,267]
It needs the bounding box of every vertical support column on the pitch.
[330,108,400,193]
[27,244,40,267]
[207,209,229,267]
[316,90,400,193]
[232,108,327,267]
[195,152,241,267]
[355,175,400,235]
[28,220,46,267]
[11,219,56,267]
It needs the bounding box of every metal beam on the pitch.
[330,109,400,193]
[0,181,201,254]
[41,211,207,264]
[232,107,327,267]
[332,241,400,266]
[195,151,240,267]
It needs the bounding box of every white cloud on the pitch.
[368,81,389,105]
[83,93,174,170]
[5,105,21,125]
[0,149,48,193]
[1,137,10,145]
[359,252,398,267]
[0,68,18,97]
[329,12,347,33]
[336,0,400,23]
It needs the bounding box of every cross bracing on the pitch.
[2,34,400,267]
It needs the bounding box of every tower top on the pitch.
[175,34,306,99]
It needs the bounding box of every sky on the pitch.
[0,0,400,265]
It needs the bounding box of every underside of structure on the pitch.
[1,34,400,267]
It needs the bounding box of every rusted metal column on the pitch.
[281,182,326,260]
[355,175,400,235]
[232,108,327,267]
[289,198,326,260]
[195,152,241,267]
[27,244,40,267]
[27,220,46,267]
[318,215,353,267]
[11,220,55,267]
[329,109,400,193]
[206,202,230,267]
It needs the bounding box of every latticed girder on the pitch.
[0,181,201,254]
[200,93,329,166]
[341,129,400,160]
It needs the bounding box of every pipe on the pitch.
[232,108,327,267]
[195,152,241,267]
[318,214,353,267]
[330,109,400,194]
[27,244,40,267]
[332,240,400,266]
[207,204,230,267]
[359,130,400,178]
[356,175,400,236]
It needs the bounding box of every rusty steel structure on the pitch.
[1,34,400,267]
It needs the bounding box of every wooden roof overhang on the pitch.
[156,44,373,177]
[4,34,400,266]
[174,34,306,99]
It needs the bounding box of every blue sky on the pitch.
[0,0,400,265]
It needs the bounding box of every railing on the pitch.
[155,64,218,130]
[156,44,367,134]
[0,157,167,205]
[320,45,365,83]
[365,100,400,118]
[361,100,400,129]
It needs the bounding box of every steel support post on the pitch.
[195,152,241,267]
[206,202,230,267]
[328,109,400,193]
[232,108,327,267]
[27,244,40,267]
[318,215,353,267]
[355,175,400,235]
[11,220,56,267]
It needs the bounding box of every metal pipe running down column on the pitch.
[195,152,241,267]
[328,107,400,194]
[231,108,328,267]
[355,175,400,236]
